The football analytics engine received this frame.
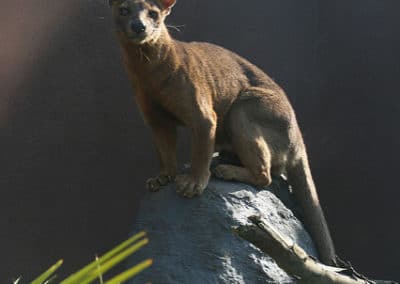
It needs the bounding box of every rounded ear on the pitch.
[159,0,177,11]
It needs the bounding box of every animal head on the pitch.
[110,0,176,45]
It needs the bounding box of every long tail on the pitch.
[286,152,336,265]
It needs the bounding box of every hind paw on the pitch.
[213,165,236,181]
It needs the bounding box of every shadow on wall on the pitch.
[0,0,153,281]
[0,0,399,282]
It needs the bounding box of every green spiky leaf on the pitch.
[61,232,148,284]
[31,259,63,284]
[106,259,153,284]
[24,232,151,284]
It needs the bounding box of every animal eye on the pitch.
[148,10,159,20]
[119,7,130,16]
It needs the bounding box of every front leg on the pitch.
[146,121,178,192]
[176,114,217,198]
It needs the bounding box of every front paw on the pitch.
[146,175,174,192]
[176,174,209,198]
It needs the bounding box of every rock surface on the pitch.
[127,174,318,284]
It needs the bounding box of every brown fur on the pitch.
[110,0,336,265]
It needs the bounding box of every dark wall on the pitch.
[314,1,400,279]
[1,0,399,281]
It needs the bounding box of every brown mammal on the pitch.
[110,0,336,265]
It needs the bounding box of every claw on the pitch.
[176,174,208,198]
[146,174,174,192]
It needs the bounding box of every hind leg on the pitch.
[214,165,259,184]
[214,110,273,187]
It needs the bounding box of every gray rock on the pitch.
[127,175,318,284]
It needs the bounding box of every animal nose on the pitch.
[130,21,146,34]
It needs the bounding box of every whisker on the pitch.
[167,24,185,32]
